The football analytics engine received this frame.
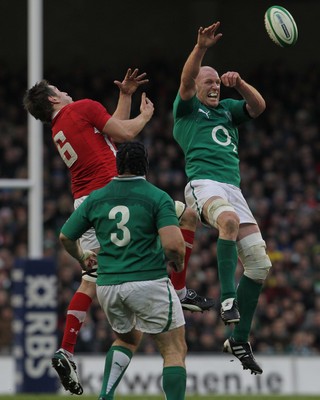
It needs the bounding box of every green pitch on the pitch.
[0,396,319,400]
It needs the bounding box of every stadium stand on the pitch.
[1,59,320,355]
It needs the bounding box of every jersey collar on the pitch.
[113,176,146,181]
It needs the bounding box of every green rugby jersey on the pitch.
[61,176,179,285]
[173,93,252,187]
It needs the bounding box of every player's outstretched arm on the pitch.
[221,71,266,118]
[103,92,154,142]
[180,22,222,101]
[113,68,149,120]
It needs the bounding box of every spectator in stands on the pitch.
[2,58,320,359]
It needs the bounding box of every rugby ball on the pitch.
[264,6,298,47]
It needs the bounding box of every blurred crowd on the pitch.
[1,58,320,357]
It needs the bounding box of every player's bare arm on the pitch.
[102,92,154,142]
[180,21,222,101]
[221,71,266,118]
[113,68,149,120]
[59,233,97,271]
[159,225,185,272]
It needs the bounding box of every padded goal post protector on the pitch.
[12,258,59,393]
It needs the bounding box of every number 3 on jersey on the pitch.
[109,206,131,247]
[53,130,78,167]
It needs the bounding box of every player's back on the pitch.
[51,99,117,198]
[83,176,179,284]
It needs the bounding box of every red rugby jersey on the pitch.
[51,99,117,198]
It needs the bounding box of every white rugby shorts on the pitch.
[74,196,99,282]
[96,277,185,334]
[185,179,257,225]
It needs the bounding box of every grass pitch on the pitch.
[0,396,319,400]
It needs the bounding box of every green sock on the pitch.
[162,366,186,400]
[100,345,133,399]
[233,275,263,342]
[217,238,238,302]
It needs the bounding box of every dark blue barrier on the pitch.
[12,258,58,393]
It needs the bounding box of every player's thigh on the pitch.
[77,279,96,298]
[79,227,100,253]
[75,198,100,283]
[75,196,100,252]
[229,186,257,225]
[185,179,228,218]
[79,220,100,283]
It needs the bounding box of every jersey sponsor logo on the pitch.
[198,108,210,119]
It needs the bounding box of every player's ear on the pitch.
[48,95,59,104]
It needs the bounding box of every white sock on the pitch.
[58,348,73,359]
[175,287,187,300]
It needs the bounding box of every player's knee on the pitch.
[206,198,237,229]
[237,232,272,283]
[223,216,240,236]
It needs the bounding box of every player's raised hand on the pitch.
[221,71,242,88]
[197,21,223,49]
[140,92,154,121]
[114,68,149,95]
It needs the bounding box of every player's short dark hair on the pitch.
[116,141,149,176]
[23,79,56,123]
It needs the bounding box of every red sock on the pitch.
[61,292,92,354]
[170,229,195,290]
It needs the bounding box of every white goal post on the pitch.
[0,0,43,258]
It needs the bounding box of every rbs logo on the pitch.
[25,275,57,378]
[13,259,58,393]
